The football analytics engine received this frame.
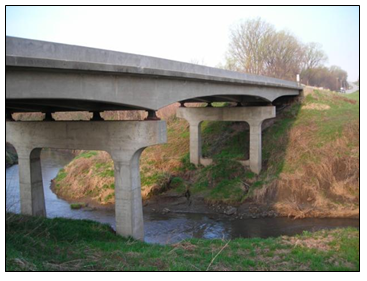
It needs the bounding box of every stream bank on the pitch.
[6,149,359,245]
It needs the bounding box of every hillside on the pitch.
[35,89,361,218]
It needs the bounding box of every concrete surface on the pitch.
[6,36,302,113]
[6,120,167,240]
[177,106,276,174]
[17,148,46,216]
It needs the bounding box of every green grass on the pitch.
[74,151,98,160]
[347,91,359,101]
[170,177,187,193]
[6,151,17,166]
[209,178,246,203]
[55,169,68,182]
[98,169,114,178]
[178,153,196,171]
[300,91,359,144]
[186,90,359,206]
[70,203,88,210]
[141,171,169,187]
[51,89,359,211]
[5,214,359,271]
[5,145,18,166]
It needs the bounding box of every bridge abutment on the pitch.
[6,120,167,240]
[176,106,275,174]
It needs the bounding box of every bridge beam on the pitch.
[6,120,167,240]
[176,106,276,174]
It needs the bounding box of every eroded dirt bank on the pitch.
[51,89,360,219]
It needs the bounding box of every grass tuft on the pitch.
[5,213,359,271]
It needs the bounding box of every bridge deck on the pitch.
[6,37,303,113]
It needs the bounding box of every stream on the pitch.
[6,150,359,244]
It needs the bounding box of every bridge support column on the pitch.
[111,149,145,240]
[189,121,202,166]
[17,148,46,216]
[177,106,275,174]
[6,120,167,240]
[248,121,263,175]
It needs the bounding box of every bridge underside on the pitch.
[6,120,167,240]
[6,94,275,114]
[6,37,303,241]
[6,98,146,113]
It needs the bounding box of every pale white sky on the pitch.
[6,6,360,81]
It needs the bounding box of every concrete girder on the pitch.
[6,37,302,113]
[6,68,300,112]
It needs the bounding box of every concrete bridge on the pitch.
[6,36,303,240]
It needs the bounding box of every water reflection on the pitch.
[6,149,359,245]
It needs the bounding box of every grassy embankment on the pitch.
[6,214,359,271]
[6,143,18,167]
[53,89,359,218]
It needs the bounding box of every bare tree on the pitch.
[265,30,304,80]
[300,42,328,84]
[225,17,348,89]
[302,42,328,69]
[226,18,304,81]
[226,18,275,75]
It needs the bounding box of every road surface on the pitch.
[346,82,359,94]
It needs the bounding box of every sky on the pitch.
[6,6,360,81]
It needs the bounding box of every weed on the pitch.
[5,214,359,271]
[70,203,88,210]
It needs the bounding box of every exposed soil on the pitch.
[52,178,359,220]
[50,180,114,211]
[52,179,278,218]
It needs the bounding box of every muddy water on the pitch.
[6,150,359,244]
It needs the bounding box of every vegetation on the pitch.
[6,143,18,167]
[53,89,359,218]
[6,214,359,271]
[70,203,88,210]
[225,18,348,91]
[254,90,359,218]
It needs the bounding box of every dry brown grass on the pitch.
[45,88,359,218]
[302,103,330,110]
[253,90,359,218]
[53,103,191,204]
[54,151,114,204]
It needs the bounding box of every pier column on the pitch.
[248,120,263,175]
[177,106,275,174]
[111,149,145,240]
[6,120,167,240]
[17,148,46,216]
[189,121,202,165]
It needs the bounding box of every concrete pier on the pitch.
[6,37,303,242]
[176,106,275,174]
[17,148,46,216]
[6,120,167,240]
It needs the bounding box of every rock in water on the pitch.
[162,208,170,214]
[225,207,237,216]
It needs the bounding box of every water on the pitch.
[6,150,359,244]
